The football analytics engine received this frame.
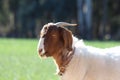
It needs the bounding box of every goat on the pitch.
[37,22,120,80]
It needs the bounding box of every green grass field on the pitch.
[0,38,120,80]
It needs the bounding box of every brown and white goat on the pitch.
[37,22,120,80]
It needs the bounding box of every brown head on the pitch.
[37,22,77,57]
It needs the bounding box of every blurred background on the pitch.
[0,0,120,80]
[0,0,120,40]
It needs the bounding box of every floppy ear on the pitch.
[59,27,73,51]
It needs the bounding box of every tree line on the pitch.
[0,0,119,40]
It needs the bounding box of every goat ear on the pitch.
[59,27,73,51]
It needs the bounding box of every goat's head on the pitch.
[37,22,77,57]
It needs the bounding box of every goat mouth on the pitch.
[39,52,48,57]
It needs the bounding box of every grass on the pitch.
[0,38,120,80]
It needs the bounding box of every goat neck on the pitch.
[53,48,75,76]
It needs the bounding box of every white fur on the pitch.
[61,36,120,80]
[37,37,45,54]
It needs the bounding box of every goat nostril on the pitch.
[39,49,42,53]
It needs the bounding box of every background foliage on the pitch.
[0,0,120,40]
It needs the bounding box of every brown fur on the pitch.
[40,24,73,74]
[59,27,73,51]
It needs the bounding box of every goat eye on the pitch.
[51,34,57,38]
[52,35,56,37]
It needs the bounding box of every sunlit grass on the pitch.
[0,38,119,80]
[0,38,59,80]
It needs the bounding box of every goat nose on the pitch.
[39,49,42,53]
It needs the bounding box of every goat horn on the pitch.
[55,22,77,27]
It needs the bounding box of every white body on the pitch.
[61,37,120,80]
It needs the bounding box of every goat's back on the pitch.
[61,46,120,80]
